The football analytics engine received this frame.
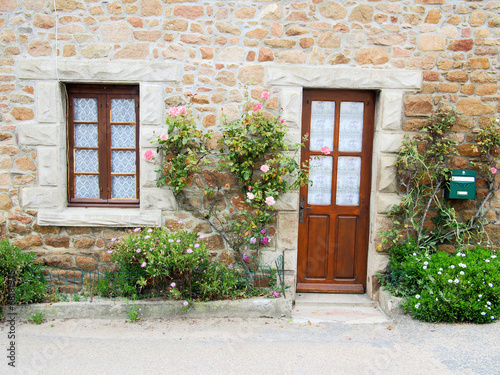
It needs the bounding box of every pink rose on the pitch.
[261,91,270,100]
[260,164,269,173]
[253,103,262,112]
[265,196,275,206]
[247,192,255,200]
[273,291,280,298]
[141,262,147,268]
[144,149,154,161]
[178,106,187,115]
[321,146,330,155]
[243,254,249,261]
[160,134,168,141]
[169,107,180,117]
[491,167,497,175]
[280,119,285,123]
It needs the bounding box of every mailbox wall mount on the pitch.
[444,170,477,200]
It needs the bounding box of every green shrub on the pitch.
[0,240,47,318]
[110,228,248,300]
[382,244,500,324]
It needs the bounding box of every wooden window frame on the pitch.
[67,84,140,208]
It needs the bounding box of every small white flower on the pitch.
[448,279,453,283]
[430,291,434,295]
[440,268,443,271]
[460,271,465,275]
[416,294,421,299]
[438,272,442,275]
[487,301,492,306]
[454,279,460,284]
[423,266,427,269]
[424,261,429,266]
[492,316,495,320]
[485,259,491,263]
[436,298,439,301]
[450,265,455,269]
[479,294,483,298]
[415,303,421,309]
[481,312,486,316]
[491,255,497,259]
[413,252,417,256]
[456,252,462,257]
[489,283,494,287]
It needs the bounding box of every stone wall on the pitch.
[0,0,499,296]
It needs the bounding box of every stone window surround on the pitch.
[17,59,180,227]
[264,65,422,295]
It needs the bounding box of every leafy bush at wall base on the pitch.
[0,240,47,319]
[382,242,500,324]
[110,228,251,301]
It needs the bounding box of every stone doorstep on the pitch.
[9,297,292,321]
[377,289,404,319]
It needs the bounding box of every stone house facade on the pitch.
[0,0,499,298]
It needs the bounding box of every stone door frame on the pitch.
[264,65,422,297]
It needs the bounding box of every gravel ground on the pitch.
[2,315,499,375]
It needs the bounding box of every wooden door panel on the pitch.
[334,216,357,280]
[305,215,329,280]
[297,90,374,293]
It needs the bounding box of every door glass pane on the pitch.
[308,156,333,205]
[74,98,98,122]
[112,150,136,173]
[112,125,136,148]
[339,102,364,152]
[310,101,335,151]
[75,124,98,148]
[111,99,136,122]
[336,156,361,206]
[75,150,99,173]
[75,175,99,198]
[112,176,136,199]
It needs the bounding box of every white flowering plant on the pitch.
[381,241,500,324]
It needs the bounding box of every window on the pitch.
[67,85,140,207]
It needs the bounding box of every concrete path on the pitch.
[292,293,390,324]
[2,314,499,375]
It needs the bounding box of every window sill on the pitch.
[37,208,162,227]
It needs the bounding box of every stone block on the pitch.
[274,192,299,211]
[140,126,164,148]
[376,194,401,214]
[141,187,177,211]
[377,133,403,154]
[279,86,302,129]
[19,124,59,146]
[140,157,159,188]
[456,99,494,116]
[21,187,61,209]
[379,90,404,130]
[18,60,179,84]
[377,155,397,194]
[404,94,433,116]
[140,84,163,125]
[37,147,61,186]
[264,65,421,90]
[277,213,298,250]
[37,208,161,227]
[36,81,60,123]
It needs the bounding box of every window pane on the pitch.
[308,156,333,205]
[111,99,135,122]
[75,150,99,173]
[112,125,135,148]
[112,176,136,199]
[310,101,335,151]
[336,156,361,206]
[112,150,136,173]
[74,98,98,122]
[75,175,99,198]
[75,124,98,148]
[339,102,364,152]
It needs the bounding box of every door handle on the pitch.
[299,197,311,223]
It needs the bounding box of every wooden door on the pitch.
[297,90,375,293]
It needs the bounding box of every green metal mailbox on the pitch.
[444,170,476,200]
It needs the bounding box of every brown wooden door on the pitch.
[297,90,375,293]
